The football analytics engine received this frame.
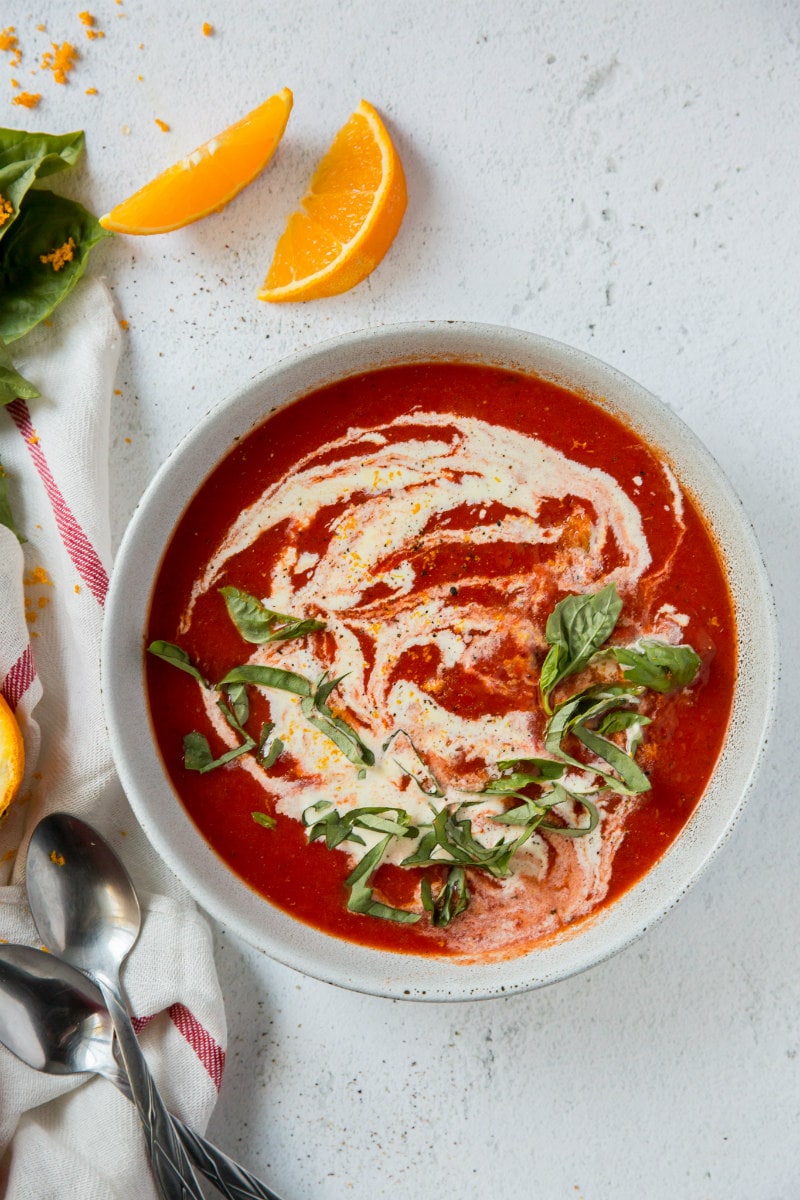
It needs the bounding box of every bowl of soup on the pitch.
[102,322,776,999]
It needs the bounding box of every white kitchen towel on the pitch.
[0,277,226,1199]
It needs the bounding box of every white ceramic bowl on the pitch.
[102,322,777,1000]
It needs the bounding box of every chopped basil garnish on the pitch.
[218,663,312,697]
[345,836,421,924]
[382,729,444,797]
[303,801,418,852]
[301,673,375,768]
[257,723,284,769]
[421,866,470,927]
[220,585,326,644]
[252,811,277,830]
[151,581,704,930]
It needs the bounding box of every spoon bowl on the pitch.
[25,812,140,980]
[0,943,115,1079]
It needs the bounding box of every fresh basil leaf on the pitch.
[307,711,375,768]
[492,797,552,827]
[572,724,651,794]
[218,664,312,697]
[219,585,326,644]
[219,686,247,729]
[0,336,39,407]
[597,710,652,756]
[596,710,649,735]
[183,731,253,773]
[257,723,284,769]
[313,671,349,713]
[382,728,444,797]
[0,127,84,242]
[494,756,565,781]
[539,583,623,711]
[345,835,421,924]
[0,457,25,542]
[252,811,276,830]
[0,189,111,344]
[422,866,470,927]
[306,713,365,764]
[539,788,601,838]
[611,639,701,693]
[147,640,208,686]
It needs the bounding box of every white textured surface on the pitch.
[9,1,799,1196]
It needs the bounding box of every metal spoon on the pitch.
[0,944,284,1200]
[25,812,204,1200]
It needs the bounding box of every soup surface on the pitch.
[146,363,736,961]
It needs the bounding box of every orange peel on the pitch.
[0,693,24,818]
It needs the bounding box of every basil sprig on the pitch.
[539,583,623,713]
[220,585,326,644]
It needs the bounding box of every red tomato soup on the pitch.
[146,364,736,961]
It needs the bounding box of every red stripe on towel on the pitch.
[169,1003,225,1091]
[1,644,36,710]
[131,1006,225,1091]
[6,399,109,605]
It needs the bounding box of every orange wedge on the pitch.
[259,99,407,302]
[100,88,293,235]
[0,693,24,819]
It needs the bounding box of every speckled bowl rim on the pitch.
[102,321,777,1001]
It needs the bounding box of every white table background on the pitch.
[9,1,799,1196]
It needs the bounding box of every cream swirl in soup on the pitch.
[147,365,735,960]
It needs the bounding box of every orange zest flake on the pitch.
[85,85,98,95]
[202,22,213,36]
[12,91,41,109]
[78,10,104,38]
[40,41,78,84]
[27,567,53,586]
[154,118,170,132]
[10,77,19,88]
[0,196,13,227]
[118,317,129,329]
[49,849,66,866]
[74,584,81,594]
[0,27,21,67]
[40,237,75,271]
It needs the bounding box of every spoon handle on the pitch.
[167,1117,285,1200]
[97,976,206,1200]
